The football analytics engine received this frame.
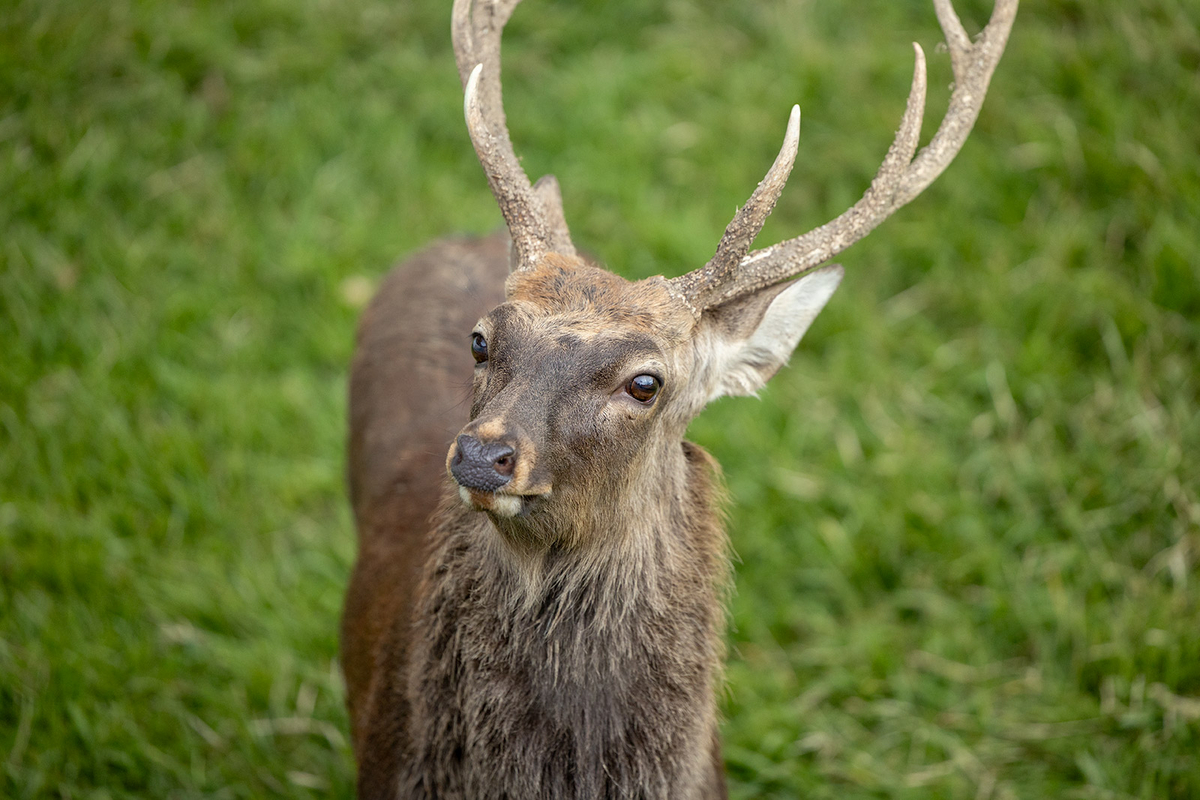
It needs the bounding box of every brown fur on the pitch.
[344,234,509,790]
[345,232,737,798]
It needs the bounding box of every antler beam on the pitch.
[669,0,1018,312]
[452,0,575,267]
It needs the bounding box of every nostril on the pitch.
[492,448,515,477]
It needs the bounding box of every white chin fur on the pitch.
[491,495,522,517]
[458,485,523,518]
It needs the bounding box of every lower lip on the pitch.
[459,486,529,518]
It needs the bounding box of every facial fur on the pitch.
[444,255,704,544]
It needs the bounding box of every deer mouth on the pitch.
[458,486,546,518]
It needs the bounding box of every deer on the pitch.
[341,0,1016,796]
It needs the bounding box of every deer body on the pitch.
[342,1,1015,797]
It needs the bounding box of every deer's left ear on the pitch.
[697,264,842,401]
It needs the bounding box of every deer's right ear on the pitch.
[696,264,842,402]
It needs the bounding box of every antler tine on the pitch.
[452,0,575,267]
[897,0,1015,203]
[669,0,1017,312]
[670,106,801,307]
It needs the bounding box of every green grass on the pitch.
[2,0,1197,797]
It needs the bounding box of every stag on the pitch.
[341,1,1016,797]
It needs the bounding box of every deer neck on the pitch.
[404,438,727,796]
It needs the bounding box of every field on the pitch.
[2,0,1198,797]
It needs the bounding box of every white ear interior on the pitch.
[709,264,843,400]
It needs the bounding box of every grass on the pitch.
[1,0,1197,797]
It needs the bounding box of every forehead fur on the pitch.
[503,254,695,345]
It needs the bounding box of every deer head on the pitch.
[445,0,1016,548]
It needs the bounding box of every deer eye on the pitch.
[471,332,488,363]
[626,374,661,404]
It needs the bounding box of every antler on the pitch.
[668,0,1018,312]
[452,0,575,267]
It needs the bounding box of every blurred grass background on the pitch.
[2,0,1197,797]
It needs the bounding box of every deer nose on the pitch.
[450,434,516,492]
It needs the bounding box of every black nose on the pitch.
[450,434,516,492]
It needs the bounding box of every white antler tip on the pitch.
[786,104,801,141]
[912,41,927,65]
[464,62,483,119]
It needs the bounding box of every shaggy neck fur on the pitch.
[399,440,729,799]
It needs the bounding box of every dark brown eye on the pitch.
[471,332,488,363]
[627,374,661,404]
